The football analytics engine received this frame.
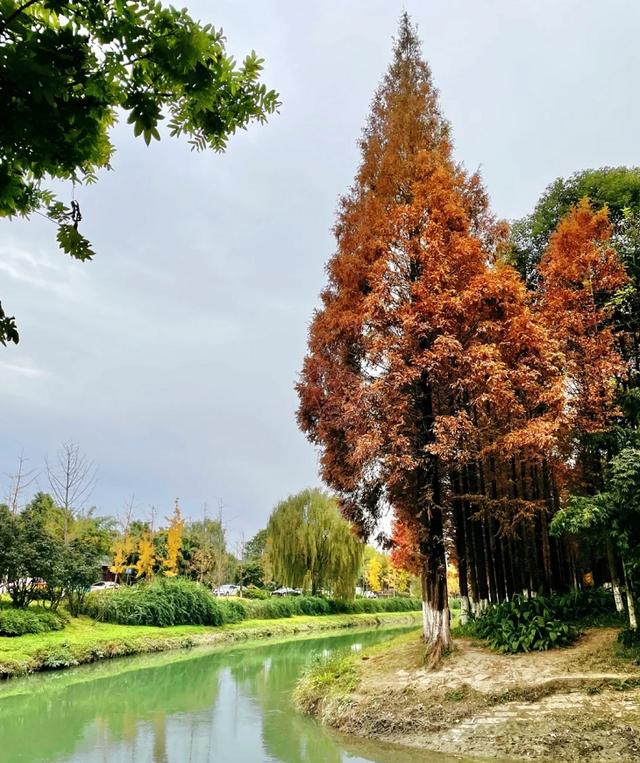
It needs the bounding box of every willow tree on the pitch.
[267,489,363,597]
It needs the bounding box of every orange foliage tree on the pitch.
[297,15,515,657]
[298,15,632,658]
[537,200,628,441]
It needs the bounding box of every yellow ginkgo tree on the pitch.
[163,499,185,577]
[135,533,157,579]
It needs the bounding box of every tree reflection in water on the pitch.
[0,628,415,763]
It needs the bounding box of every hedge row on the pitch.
[83,578,225,627]
[0,605,67,636]
[83,578,422,627]
[239,595,421,620]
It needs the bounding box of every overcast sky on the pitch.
[1,0,639,542]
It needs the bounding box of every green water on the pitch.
[0,627,465,763]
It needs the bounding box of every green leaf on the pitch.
[56,225,95,261]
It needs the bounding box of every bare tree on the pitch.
[46,440,97,542]
[5,450,38,515]
[119,493,136,535]
[212,500,224,590]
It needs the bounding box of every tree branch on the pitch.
[0,0,39,34]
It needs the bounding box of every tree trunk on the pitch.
[421,538,451,664]
[623,562,638,630]
[606,540,625,614]
[451,470,470,624]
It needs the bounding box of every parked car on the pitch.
[214,584,241,597]
[271,587,302,597]
[90,581,120,591]
[363,590,377,599]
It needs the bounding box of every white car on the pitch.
[214,584,240,597]
[272,587,302,597]
[90,581,120,591]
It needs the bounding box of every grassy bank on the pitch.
[295,627,640,761]
[0,610,421,679]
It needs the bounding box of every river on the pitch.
[0,626,468,763]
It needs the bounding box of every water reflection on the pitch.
[0,627,462,763]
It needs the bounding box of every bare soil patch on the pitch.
[300,628,640,761]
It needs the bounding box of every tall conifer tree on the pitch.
[297,15,503,655]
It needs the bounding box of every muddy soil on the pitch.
[304,628,640,761]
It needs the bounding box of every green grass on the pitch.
[0,610,422,679]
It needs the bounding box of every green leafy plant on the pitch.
[553,587,618,625]
[41,644,79,669]
[0,606,66,636]
[618,627,640,648]
[467,595,580,653]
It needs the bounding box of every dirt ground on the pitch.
[306,628,640,761]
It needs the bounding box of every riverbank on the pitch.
[0,610,421,679]
[296,627,640,761]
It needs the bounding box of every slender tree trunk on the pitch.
[468,465,489,610]
[420,459,451,662]
[451,470,470,624]
[606,540,624,614]
[478,461,498,603]
[623,562,638,630]
[461,467,478,614]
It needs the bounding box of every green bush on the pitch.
[467,594,579,653]
[618,627,640,648]
[82,581,422,628]
[235,595,420,621]
[327,596,420,615]
[41,645,79,669]
[552,588,617,624]
[243,585,269,600]
[298,596,331,616]
[217,599,247,624]
[0,606,66,636]
[83,578,225,627]
[241,597,298,619]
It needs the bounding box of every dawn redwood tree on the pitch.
[537,201,630,602]
[297,15,507,657]
[537,200,628,441]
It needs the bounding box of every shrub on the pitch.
[82,582,422,628]
[242,597,297,620]
[552,588,617,624]
[618,628,640,648]
[83,578,225,627]
[327,596,420,615]
[243,585,269,600]
[229,594,421,621]
[217,599,247,624]
[41,645,79,669]
[0,606,66,636]
[298,596,331,616]
[468,594,579,653]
